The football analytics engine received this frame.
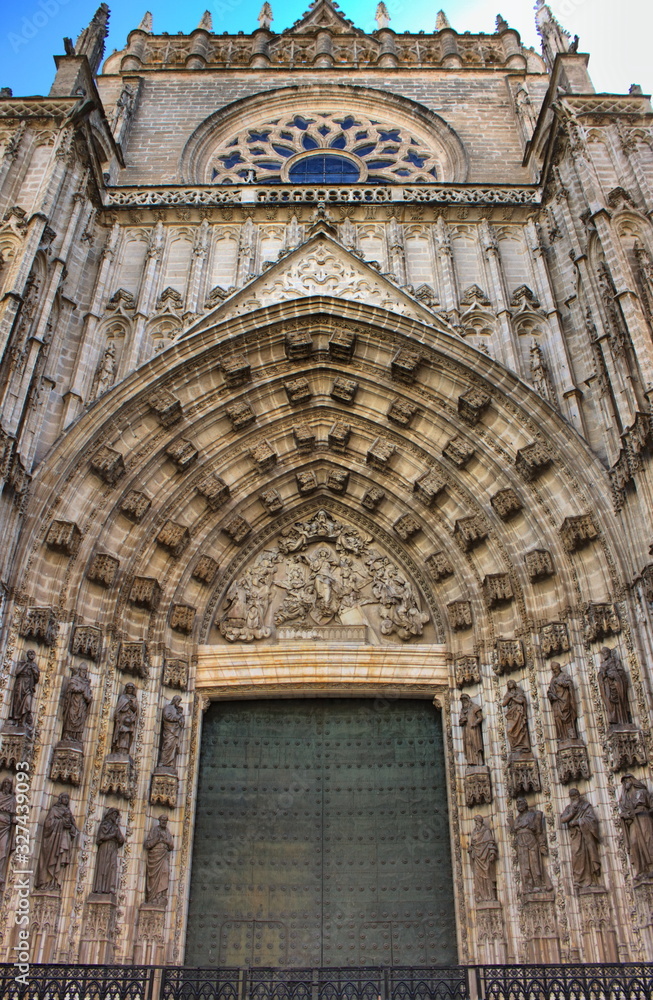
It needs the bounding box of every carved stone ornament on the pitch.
[129,576,162,611]
[556,744,591,784]
[87,553,120,587]
[426,551,453,581]
[0,778,16,891]
[443,436,475,467]
[608,728,648,772]
[464,767,492,807]
[285,377,311,405]
[80,897,118,964]
[90,445,125,485]
[515,441,551,481]
[260,489,284,515]
[49,743,84,785]
[296,470,318,495]
[490,489,522,520]
[330,377,358,404]
[367,437,395,470]
[584,603,620,643]
[285,328,312,360]
[326,470,349,493]
[170,604,195,634]
[387,398,419,426]
[163,658,189,690]
[156,520,189,558]
[101,754,134,799]
[391,348,421,383]
[250,440,277,470]
[455,655,480,687]
[458,388,490,425]
[117,641,149,678]
[507,757,541,798]
[216,509,430,644]
[329,328,356,361]
[483,573,514,608]
[226,400,255,430]
[222,515,252,544]
[393,513,421,541]
[71,625,102,661]
[454,515,488,551]
[119,490,151,522]
[45,519,82,556]
[196,474,230,510]
[413,470,445,506]
[495,639,525,675]
[147,388,182,427]
[328,422,350,452]
[165,439,198,471]
[525,548,555,581]
[150,772,178,808]
[361,487,385,511]
[560,514,599,552]
[19,606,57,646]
[222,353,250,387]
[294,423,315,453]
[192,555,219,585]
[539,622,570,658]
[447,600,473,631]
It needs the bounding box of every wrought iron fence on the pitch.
[3,963,653,1000]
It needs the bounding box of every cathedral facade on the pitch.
[1,0,653,975]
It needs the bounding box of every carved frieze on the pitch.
[285,328,312,360]
[458,388,491,425]
[45,519,81,556]
[225,400,255,430]
[90,445,125,485]
[71,625,102,661]
[326,470,349,493]
[584,603,620,643]
[387,398,419,427]
[495,639,525,675]
[328,422,350,452]
[147,389,182,427]
[222,353,250,387]
[284,377,311,405]
[222,515,252,544]
[156,520,189,558]
[259,489,284,515]
[192,555,219,585]
[361,487,385,511]
[329,328,356,361]
[250,440,277,470]
[443,436,475,467]
[393,513,421,541]
[391,348,421,383]
[426,551,454,581]
[296,470,318,495]
[525,548,555,581]
[515,441,551,481]
[490,489,522,520]
[448,600,473,631]
[455,655,481,687]
[560,514,599,552]
[87,553,119,587]
[118,641,149,678]
[163,658,189,690]
[454,516,488,551]
[293,423,315,453]
[414,470,446,506]
[19,606,57,646]
[170,604,196,634]
[539,622,570,658]
[119,490,151,522]
[483,574,514,608]
[165,439,198,472]
[367,437,395,470]
[129,576,162,611]
[331,377,358,404]
[196,474,230,510]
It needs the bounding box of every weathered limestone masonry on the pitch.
[0,0,652,969]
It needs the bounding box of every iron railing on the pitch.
[4,963,653,1000]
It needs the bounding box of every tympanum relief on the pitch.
[215,509,431,643]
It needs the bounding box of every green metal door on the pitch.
[186,698,457,967]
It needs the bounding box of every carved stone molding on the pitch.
[260,489,284,515]
[147,389,182,427]
[391,348,421,383]
[455,655,480,687]
[129,577,162,611]
[163,658,189,690]
[522,898,560,963]
[222,515,252,544]
[32,890,62,946]
[458,388,490,425]
[45,519,82,557]
[156,520,190,558]
[87,553,120,587]
[119,490,151,522]
[560,514,599,552]
[608,727,648,771]
[539,622,570,658]
[495,639,525,675]
[225,400,255,430]
[329,329,356,361]
[285,328,312,360]
[326,470,349,493]
[71,625,102,661]
[100,753,134,799]
[284,377,311,405]
[165,440,199,472]
[170,604,196,634]
[525,548,555,581]
[118,641,150,678]
[464,765,492,806]
[426,551,454,581]
[634,881,653,930]
[196,474,230,510]
[19,606,57,645]
[507,755,541,797]
[483,574,514,608]
[476,901,505,948]
[515,441,551,481]
[584,603,620,643]
[250,440,277,470]
[90,445,125,485]
[222,353,250,387]
[454,515,488,551]
[556,742,591,783]
[150,770,178,808]
[331,377,358,404]
[49,740,84,785]
[361,486,385,511]
[387,398,419,426]
[448,600,473,631]
[192,555,219,585]
[296,470,319,495]
[490,488,522,520]
[293,423,315,453]
[328,422,350,452]
[79,896,117,964]
[367,437,396,470]
[393,513,421,541]
[0,727,32,769]
[443,436,475,467]
[414,470,446,506]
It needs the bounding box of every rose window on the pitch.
[209,112,442,185]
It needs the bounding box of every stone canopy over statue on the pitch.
[215,509,430,643]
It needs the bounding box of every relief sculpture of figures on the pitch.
[0,778,16,892]
[547,662,579,742]
[468,815,498,902]
[144,815,174,905]
[598,646,632,726]
[510,798,552,894]
[92,808,124,896]
[459,694,484,766]
[61,665,93,743]
[111,683,139,755]
[8,649,40,731]
[619,774,653,881]
[560,788,602,889]
[35,793,78,891]
[158,696,184,771]
[503,680,532,754]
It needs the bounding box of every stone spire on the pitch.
[74,3,110,74]
[258,3,274,30]
[137,12,153,32]
[436,11,451,30]
[197,11,212,31]
[375,3,391,29]
[535,0,571,71]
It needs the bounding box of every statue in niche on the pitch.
[144,815,174,905]
[92,808,124,896]
[35,793,78,891]
[459,694,484,766]
[111,683,139,755]
[60,665,93,742]
[93,340,116,399]
[619,774,653,881]
[468,815,498,902]
[510,798,552,893]
[502,680,532,754]
[157,696,184,771]
[547,662,579,742]
[560,788,602,889]
[598,646,632,726]
[8,649,40,731]
[0,778,16,892]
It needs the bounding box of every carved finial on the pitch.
[629,83,643,95]
[197,10,212,31]
[137,12,153,32]
[435,10,450,30]
[74,3,110,74]
[495,14,509,32]
[534,1,571,71]
[258,3,273,30]
[375,3,391,29]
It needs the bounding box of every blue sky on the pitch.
[0,0,651,97]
